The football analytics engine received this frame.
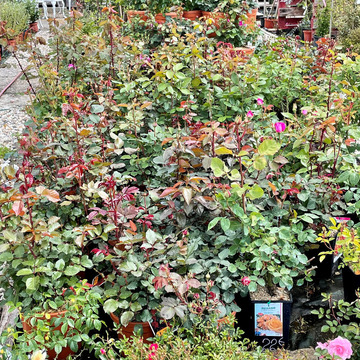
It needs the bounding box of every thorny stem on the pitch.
[12,52,36,96]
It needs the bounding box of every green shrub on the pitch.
[316,4,330,37]
[0,1,29,36]
[24,0,40,23]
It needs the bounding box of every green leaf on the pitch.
[104,224,117,233]
[349,173,359,186]
[55,259,65,270]
[90,105,104,114]
[247,185,264,200]
[228,264,237,273]
[146,229,157,244]
[26,277,39,291]
[220,218,231,232]
[192,78,201,87]
[215,147,233,155]
[64,265,84,277]
[258,140,281,156]
[2,230,16,242]
[121,311,134,326]
[211,158,227,177]
[0,252,13,262]
[253,156,267,170]
[248,281,257,292]
[300,215,313,223]
[218,248,230,260]
[165,70,174,79]
[208,217,221,230]
[16,269,33,276]
[54,344,62,355]
[297,192,309,202]
[173,63,183,72]
[61,323,68,335]
[344,191,353,203]
[0,244,9,253]
[81,256,93,268]
[104,299,119,313]
[158,83,168,92]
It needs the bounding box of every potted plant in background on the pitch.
[148,0,182,24]
[25,0,40,33]
[318,218,360,302]
[183,0,202,21]
[314,3,330,41]
[299,0,313,42]
[0,1,29,46]
[125,0,149,22]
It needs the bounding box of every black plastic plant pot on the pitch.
[342,266,360,303]
[238,294,293,350]
[305,240,336,281]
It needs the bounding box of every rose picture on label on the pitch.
[254,303,283,337]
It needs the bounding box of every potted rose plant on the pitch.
[0,162,101,359]
[101,228,185,342]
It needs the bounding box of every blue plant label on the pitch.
[254,302,283,337]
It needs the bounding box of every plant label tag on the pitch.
[254,302,283,337]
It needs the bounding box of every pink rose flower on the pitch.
[239,20,244,26]
[246,110,254,118]
[302,109,308,115]
[316,341,329,350]
[241,276,251,286]
[100,348,106,354]
[274,122,286,133]
[149,343,159,352]
[327,337,352,360]
[257,98,264,105]
[68,63,76,70]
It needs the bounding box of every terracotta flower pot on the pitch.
[303,29,313,42]
[22,311,81,360]
[127,10,148,23]
[183,10,202,21]
[110,312,154,344]
[29,22,39,32]
[155,12,180,24]
[264,18,276,29]
[202,11,227,37]
[243,8,257,30]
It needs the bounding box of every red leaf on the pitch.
[160,187,176,198]
[152,276,168,290]
[11,200,25,216]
